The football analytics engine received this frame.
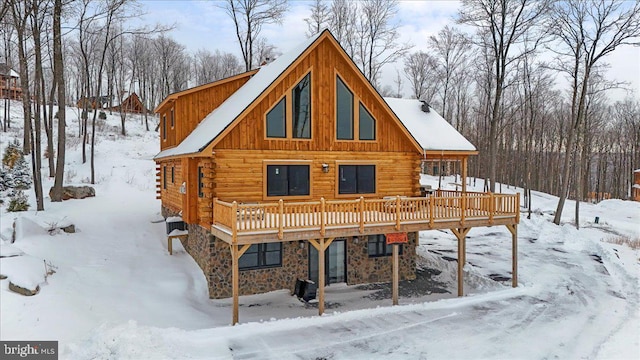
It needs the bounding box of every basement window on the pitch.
[239,243,282,270]
[367,234,402,257]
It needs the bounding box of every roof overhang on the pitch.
[423,150,478,160]
[154,69,259,113]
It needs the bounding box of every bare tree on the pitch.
[223,0,288,71]
[51,0,66,202]
[304,0,329,37]
[193,49,242,86]
[354,0,412,86]
[459,0,551,192]
[551,0,640,226]
[403,51,438,102]
[429,26,469,121]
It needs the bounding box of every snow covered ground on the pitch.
[1,101,639,359]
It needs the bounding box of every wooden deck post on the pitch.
[395,195,401,230]
[452,228,470,297]
[359,197,365,233]
[278,199,284,240]
[320,198,326,236]
[462,157,468,193]
[231,201,238,244]
[230,244,251,326]
[318,238,325,316]
[506,224,518,288]
[231,244,239,325]
[392,244,399,305]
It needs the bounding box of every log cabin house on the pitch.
[154,30,520,324]
[0,63,22,100]
[111,92,148,114]
[76,95,111,110]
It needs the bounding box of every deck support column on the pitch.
[308,238,335,317]
[506,224,518,288]
[451,228,470,297]
[392,244,399,305]
[231,244,251,325]
[318,238,325,315]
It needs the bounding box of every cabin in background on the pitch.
[154,30,519,325]
[76,95,111,110]
[111,92,148,114]
[0,63,21,100]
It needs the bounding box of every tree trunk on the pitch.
[51,0,66,202]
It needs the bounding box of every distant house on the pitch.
[111,92,148,114]
[154,30,520,324]
[76,95,111,110]
[633,169,640,202]
[0,63,22,100]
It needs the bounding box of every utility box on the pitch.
[166,216,186,234]
[302,280,317,302]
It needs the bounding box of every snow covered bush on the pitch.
[7,189,29,212]
[9,157,32,190]
[2,139,23,169]
[0,166,9,191]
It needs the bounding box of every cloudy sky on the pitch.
[141,0,639,101]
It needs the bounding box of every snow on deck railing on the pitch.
[213,193,519,240]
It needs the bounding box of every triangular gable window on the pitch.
[266,98,286,138]
[359,103,375,140]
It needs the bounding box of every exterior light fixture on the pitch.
[322,163,329,173]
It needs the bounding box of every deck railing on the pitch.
[213,191,520,240]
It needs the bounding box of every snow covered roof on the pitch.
[383,98,476,152]
[0,63,19,78]
[155,31,325,159]
[634,169,640,173]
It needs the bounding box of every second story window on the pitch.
[265,72,312,140]
[338,164,375,194]
[162,115,167,140]
[163,165,167,189]
[198,166,204,198]
[292,73,311,139]
[336,76,353,140]
[336,75,377,141]
[266,98,286,138]
[170,108,175,128]
[359,103,376,140]
[266,164,310,197]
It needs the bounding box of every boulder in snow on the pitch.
[61,224,76,233]
[9,281,40,296]
[49,185,96,200]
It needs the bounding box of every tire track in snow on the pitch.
[226,311,458,359]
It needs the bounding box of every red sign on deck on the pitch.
[386,232,408,244]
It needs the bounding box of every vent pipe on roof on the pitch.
[420,100,430,113]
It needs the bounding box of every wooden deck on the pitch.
[209,189,520,325]
[211,190,520,244]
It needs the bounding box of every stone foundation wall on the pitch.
[205,232,308,299]
[346,233,417,285]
